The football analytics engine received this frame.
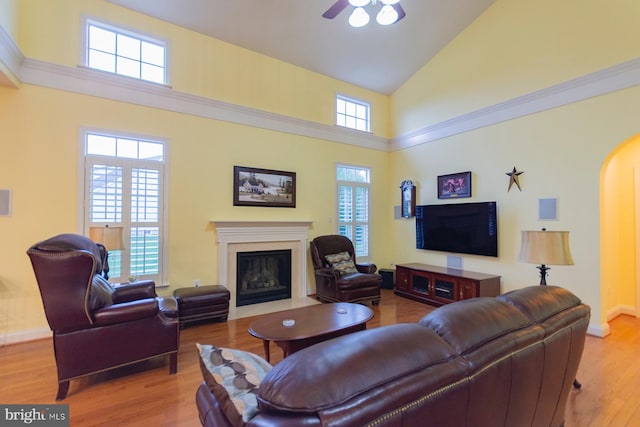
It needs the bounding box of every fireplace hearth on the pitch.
[236,249,292,307]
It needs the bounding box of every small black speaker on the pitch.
[379,269,395,290]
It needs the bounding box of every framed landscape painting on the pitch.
[233,166,296,207]
[438,171,472,199]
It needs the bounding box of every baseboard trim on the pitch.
[606,304,637,321]
[587,322,610,338]
[0,327,51,346]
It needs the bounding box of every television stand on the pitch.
[394,263,501,306]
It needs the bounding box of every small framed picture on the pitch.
[438,171,472,199]
[233,166,296,207]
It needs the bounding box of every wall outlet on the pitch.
[194,279,200,287]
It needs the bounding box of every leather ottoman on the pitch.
[173,285,230,327]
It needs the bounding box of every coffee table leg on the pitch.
[263,340,270,363]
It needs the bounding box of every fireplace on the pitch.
[212,220,316,319]
[236,249,292,306]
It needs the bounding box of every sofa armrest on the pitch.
[315,267,341,279]
[158,296,179,319]
[257,324,456,415]
[92,298,158,326]
[196,383,234,427]
[112,280,157,303]
[356,262,377,274]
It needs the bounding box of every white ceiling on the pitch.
[107,0,495,95]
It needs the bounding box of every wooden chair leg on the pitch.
[169,352,178,374]
[56,380,70,400]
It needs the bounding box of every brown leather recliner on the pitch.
[310,235,381,305]
[27,233,179,400]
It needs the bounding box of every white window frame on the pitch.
[336,164,371,261]
[78,129,169,286]
[82,17,169,85]
[336,94,371,132]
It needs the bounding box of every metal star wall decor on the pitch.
[506,166,524,191]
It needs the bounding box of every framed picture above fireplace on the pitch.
[233,166,296,208]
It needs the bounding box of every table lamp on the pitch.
[518,228,574,285]
[89,225,124,280]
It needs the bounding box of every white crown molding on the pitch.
[0,23,23,87]
[391,57,640,150]
[18,58,390,151]
[1,29,639,152]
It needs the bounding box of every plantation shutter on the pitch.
[336,165,371,259]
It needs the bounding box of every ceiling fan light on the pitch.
[349,7,370,27]
[348,0,370,7]
[381,0,400,4]
[376,4,398,25]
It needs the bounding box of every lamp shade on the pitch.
[518,230,574,265]
[89,226,125,251]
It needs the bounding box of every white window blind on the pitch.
[336,165,371,259]
[84,132,166,284]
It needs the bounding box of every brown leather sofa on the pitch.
[27,233,180,400]
[196,285,590,427]
[310,235,382,305]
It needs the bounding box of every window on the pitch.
[336,95,370,132]
[83,131,166,284]
[336,164,371,259]
[85,20,166,84]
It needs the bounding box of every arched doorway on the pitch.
[600,133,640,333]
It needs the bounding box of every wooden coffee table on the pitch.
[248,302,374,362]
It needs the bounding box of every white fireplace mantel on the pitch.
[211,220,313,310]
[213,221,313,243]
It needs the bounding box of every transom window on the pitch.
[336,95,370,132]
[86,21,166,84]
[83,132,166,284]
[336,164,371,259]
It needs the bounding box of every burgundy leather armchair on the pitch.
[27,233,179,400]
[310,235,381,305]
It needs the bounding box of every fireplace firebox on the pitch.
[236,249,292,307]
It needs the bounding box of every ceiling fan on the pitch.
[323,0,406,27]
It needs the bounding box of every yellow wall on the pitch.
[391,0,640,136]
[2,0,640,340]
[0,0,391,340]
[388,0,640,331]
[0,83,389,339]
[17,0,391,137]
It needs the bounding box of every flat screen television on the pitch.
[416,201,498,257]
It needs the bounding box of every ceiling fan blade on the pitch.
[393,3,406,22]
[323,0,350,19]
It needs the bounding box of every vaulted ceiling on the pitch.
[108,0,496,95]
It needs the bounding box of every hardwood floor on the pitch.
[0,289,638,426]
